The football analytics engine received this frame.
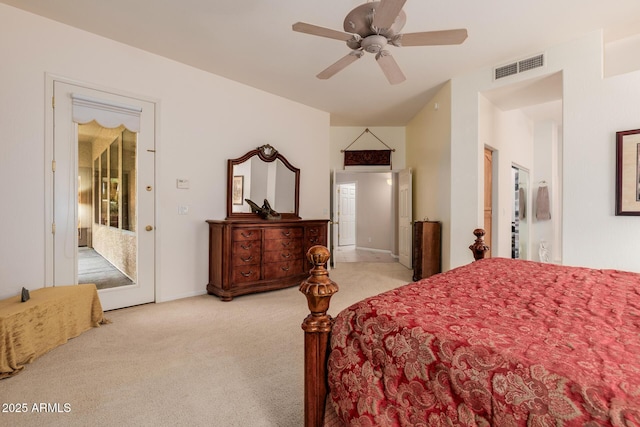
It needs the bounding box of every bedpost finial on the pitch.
[469,228,490,261]
[300,246,338,331]
[306,245,331,274]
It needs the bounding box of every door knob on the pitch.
[145,225,153,231]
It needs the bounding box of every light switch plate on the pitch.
[176,179,190,189]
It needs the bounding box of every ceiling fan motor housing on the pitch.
[361,35,388,53]
[343,2,407,37]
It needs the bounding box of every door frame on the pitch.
[331,169,404,266]
[44,74,160,305]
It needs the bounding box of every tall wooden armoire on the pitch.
[412,220,441,281]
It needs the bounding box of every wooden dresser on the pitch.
[412,220,441,281]
[206,219,328,300]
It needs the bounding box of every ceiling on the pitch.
[3,0,640,126]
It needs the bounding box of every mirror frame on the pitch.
[226,144,300,220]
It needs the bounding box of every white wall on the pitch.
[0,4,330,301]
[406,83,453,268]
[452,31,640,272]
[532,120,562,263]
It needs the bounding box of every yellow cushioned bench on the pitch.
[0,284,105,379]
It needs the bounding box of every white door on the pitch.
[398,169,412,268]
[329,169,337,267]
[49,79,156,310]
[338,183,356,246]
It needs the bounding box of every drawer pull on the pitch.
[309,237,319,244]
[240,270,253,277]
[281,253,291,259]
[282,241,291,247]
[241,243,253,250]
[241,231,254,238]
[281,265,290,272]
[241,256,254,262]
[309,228,318,235]
[281,231,292,237]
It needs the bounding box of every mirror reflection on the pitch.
[232,158,296,214]
[226,145,300,219]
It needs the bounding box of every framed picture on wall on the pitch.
[615,128,640,215]
[232,175,244,205]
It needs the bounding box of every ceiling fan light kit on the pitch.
[292,0,467,85]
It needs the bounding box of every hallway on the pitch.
[78,247,133,289]
[333,245,398,263]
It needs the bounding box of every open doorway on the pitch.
[480,71,562,261]
[332,171,398,264]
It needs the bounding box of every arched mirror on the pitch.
[226,144,300,219]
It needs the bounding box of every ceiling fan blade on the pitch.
[397,29,468,46]
[376,50,406,85]
[292,22,356,41]
[372,0,407,30]
[317,51,364,80]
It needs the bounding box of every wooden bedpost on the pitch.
[469,228,490,261]
[300,245,338,427]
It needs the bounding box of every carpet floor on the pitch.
[0,262,412,427]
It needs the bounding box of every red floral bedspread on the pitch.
[327,258,640,426]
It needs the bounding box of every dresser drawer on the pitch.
[264,227,303,240]
[305,234,324,247]
[232,267,260,283]
[232,228,261,241]
[305,225,326,246]
[263,259,304,279]
[264,238,302,252]
[263,249,300,263]
[233,240,261,254]
[232,245,262,266]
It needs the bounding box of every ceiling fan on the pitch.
[292,0,467,85]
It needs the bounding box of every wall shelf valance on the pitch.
[341,128,394,169]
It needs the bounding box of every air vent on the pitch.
[495,62,518,80]
[494,53,545,80]
[518,54,544,72]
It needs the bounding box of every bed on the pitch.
[300,230,640,426]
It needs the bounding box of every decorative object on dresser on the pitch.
[245,198,281,220]
[412,220,441,281]
[208,145,328,301]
